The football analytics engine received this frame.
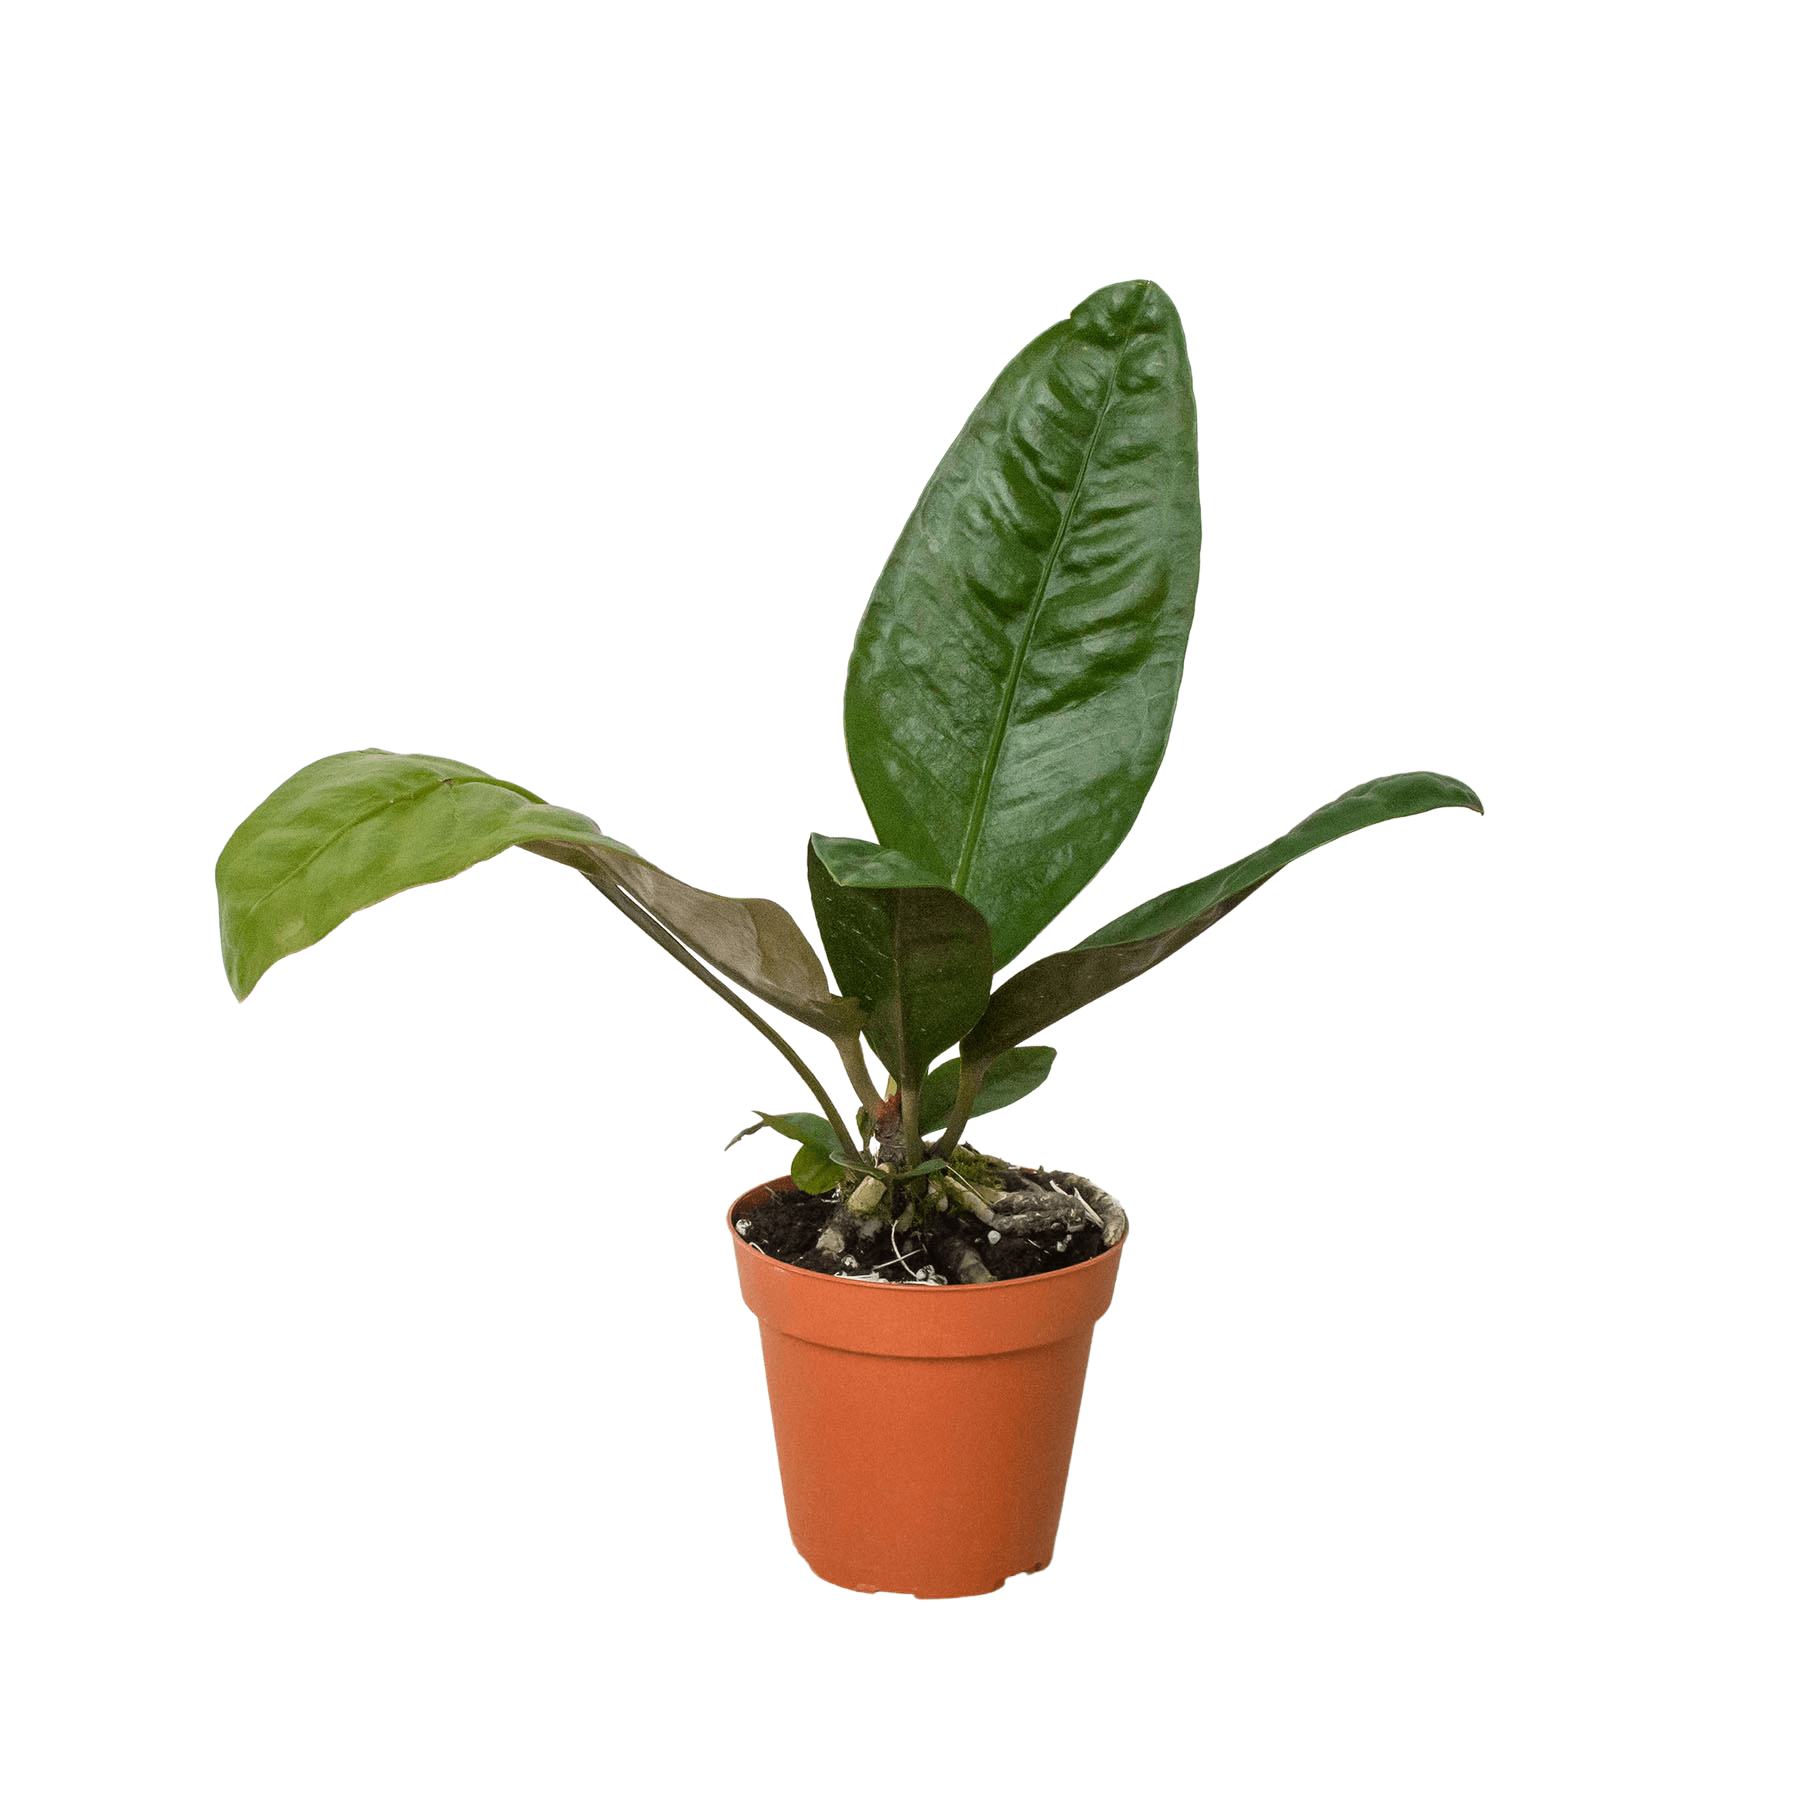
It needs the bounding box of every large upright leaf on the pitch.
[218,750,863,1049]
[807,833,993,1090]
[216,750,625,999]
[845,278,1202,970]
[961,773,1483,1069]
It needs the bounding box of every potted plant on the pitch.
[216,278,1480,1598]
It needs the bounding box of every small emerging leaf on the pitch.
[725,1110,837,1154]
[790,1142,841,1193]
[918,1047,1057,1135]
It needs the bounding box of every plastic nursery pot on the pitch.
[729,1177,1126,1599]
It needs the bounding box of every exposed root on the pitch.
[814,1201,854,1258]
[1047,1171,1128,1246]
[939,1232,995,1284]
[957,1154,1130,1246]
[846,1164,891,1217]
[987,1208,1078,1236]
[751,1151,1125,1284]
[943,1169,1000,1225]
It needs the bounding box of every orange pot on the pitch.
[729,1177,1126,1598]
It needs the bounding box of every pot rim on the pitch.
[728,1175,1127,1295]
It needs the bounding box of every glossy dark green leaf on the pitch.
[806,833,993,1090]
[523,839,863,1041]
[216,749,628,1000]
[962,773,1483,1069]
[845,278,1202,970]
[917,1046,1057,1135]
[724,1110,837,1154]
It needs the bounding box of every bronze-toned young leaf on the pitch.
[845,279,1202,971]
[917,1046,1057,1135]
[790,1141,841,1194]
[806,833,993,1090]
[523,839,864,1041]
[961,773,1483,1069]
[216,749,630,1000]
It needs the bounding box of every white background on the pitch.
[3,3,1794,1795]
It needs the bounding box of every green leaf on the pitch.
[806,833,993,1090]
[790,1142,841,1194]
[216,749,628,1000]
[961,773,1483,1068]
[845,279,1202,970]
[218,752,865,1055]
[725,1110,837,1153]
[523,839,863,1041]
[917,1046,1057,1135]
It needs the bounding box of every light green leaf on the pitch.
[216,750,626,1000]
[218,752,865,1057]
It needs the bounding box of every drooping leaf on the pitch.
[961,773,1483,1069]
[790,1142,841,1194]
[216,750,629,1000]
[917,1046,1057,1135]
[725,1110,837,1154]
[845,278,1202,970]
[216,750,866,1051]
[806,833,993,1091]
[524,839,863,1040]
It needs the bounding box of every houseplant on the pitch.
[217,278,1480,1596]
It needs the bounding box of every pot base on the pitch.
[731,1180,1124,1598]
[794,1546,1049,1600]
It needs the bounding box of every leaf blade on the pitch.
[917,1046,1057,1136]
[846,278,1202,969]
[523,839,862,1040]
[219,752,865,1055]
[806,833,993,1090]
[962,772,1483,1066]
[725,1110,838,1154]
[790,1142,841,1194]
[216,749,625,999]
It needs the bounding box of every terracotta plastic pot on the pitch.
[729,1177,1126,1598]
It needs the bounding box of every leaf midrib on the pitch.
[949,284,1150,897]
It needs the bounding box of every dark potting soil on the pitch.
[735,1174,1115,1285]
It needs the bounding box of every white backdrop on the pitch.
[3,3,1794,1795]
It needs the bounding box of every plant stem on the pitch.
[581,871,857,1161]
[930,1060,986,1162]
[834,1035,885,1117]
[899,1081,924,1168]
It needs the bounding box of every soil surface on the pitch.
[735,1154,1120,1285]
